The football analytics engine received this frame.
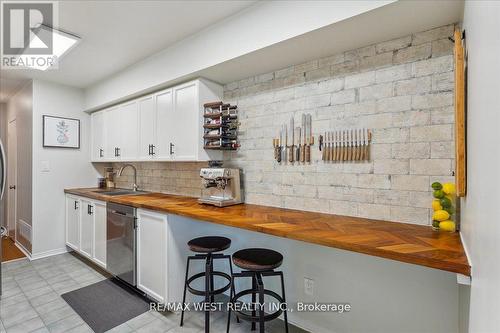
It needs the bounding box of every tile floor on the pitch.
[1,253,305,333]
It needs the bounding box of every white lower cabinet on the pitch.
[93,201,107,268]
[65,195,106,268]
[80,199,94,259]
[65,195,80,250]
[136,209,168,303]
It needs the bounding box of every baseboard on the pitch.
[14,241,32,260]
[30,247,68,260]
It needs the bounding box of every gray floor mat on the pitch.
[61,278,150,333]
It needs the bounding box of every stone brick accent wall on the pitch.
[222,24,456,225]
[108,24,455,226]
[113,162,207,198]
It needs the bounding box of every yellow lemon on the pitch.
[432,210,450,222]
[442,183,456,195]
[432,199,442,211]
[439,220,456,232]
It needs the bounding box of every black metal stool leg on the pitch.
[257,273,265,333]
[180,256,192,326]
[251,274,257,331]
[226,275,235,333]
[279,271,289,333]
[205,254,212,333]
[225,255,240,324]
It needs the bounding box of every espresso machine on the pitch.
[198,164,243,207]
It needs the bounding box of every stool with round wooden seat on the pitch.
[227,248,289,333]
[180,236,236,333]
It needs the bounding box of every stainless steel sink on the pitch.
[93,189,149,196]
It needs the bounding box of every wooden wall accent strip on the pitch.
[454,28,466,197]
[65,188,471,276]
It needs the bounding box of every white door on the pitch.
[91,112,105,161]
[104,108,120,160]
[172,83,197,160]
[65,196,80,250]
[80,200,94,258]
[92,201,106,268]
[119,102,138,160]
[138,96,156,159]
[137,209,168,303]
[7,119,16,238]
[156,89,174,159]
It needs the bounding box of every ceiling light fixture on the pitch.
[22,24,81,71]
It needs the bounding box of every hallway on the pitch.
[1,236,26,262]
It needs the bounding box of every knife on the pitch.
[289,117,294,163]
[358,128,363,160]
[353,129,358,160]
[324,132,328,161]
[361,128,366,160]
[301,114,306,162]
[296,127,301,162]
[365,128,370,161]
[277,128,282,163]
[305,114,312,163]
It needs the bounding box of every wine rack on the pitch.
[203,101,240,150]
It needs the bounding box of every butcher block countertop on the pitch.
[65,188,471,276]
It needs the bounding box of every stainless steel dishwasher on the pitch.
[106,202,136,286]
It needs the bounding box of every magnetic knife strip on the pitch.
[319,128,372,161]
[273,113,314,164]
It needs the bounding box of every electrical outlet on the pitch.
[304,277,314,296]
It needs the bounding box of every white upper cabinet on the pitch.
[119,101,139,160]
[104,107,120,160]
[90,79,222,162]
[171,82,198,160]
[90,112,105,160]
[138,95,157,159]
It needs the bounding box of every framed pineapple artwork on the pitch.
[42,115,80,149]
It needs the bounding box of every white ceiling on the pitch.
[0,0,256,102]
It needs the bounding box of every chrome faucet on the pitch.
[117,164,138,191]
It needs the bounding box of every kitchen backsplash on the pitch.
[109,24,455,226]
[112,162,208,198]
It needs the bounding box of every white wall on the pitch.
[31,80,101,257]
[7,82,33,253]
[84,0,394,111]
[460,1,500,332]
[165,214,459,333]
[0,103,7,229]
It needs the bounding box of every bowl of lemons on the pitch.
[431,182,456,231]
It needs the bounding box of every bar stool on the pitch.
[180,236,235,333]
[227,248,289,333]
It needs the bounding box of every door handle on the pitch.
[170,143,174,155]
[9,185,16,189]
[116,147,121,157]
[88,204,93,215]
[74,201,79,210]
[148,144,152,156]
[99,149,104,158]
[114,147,117,157]
[151,145,156,156]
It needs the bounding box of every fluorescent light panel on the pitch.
[23,24,80,71]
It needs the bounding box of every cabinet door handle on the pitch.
[99,149,104,158]
[114,147,117,157]
[170,143,174,155]
[74,201,79,210]
[151,145,156,156]
[88,204,93,215]
[148,144,152,156]
[116,148,121,157]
